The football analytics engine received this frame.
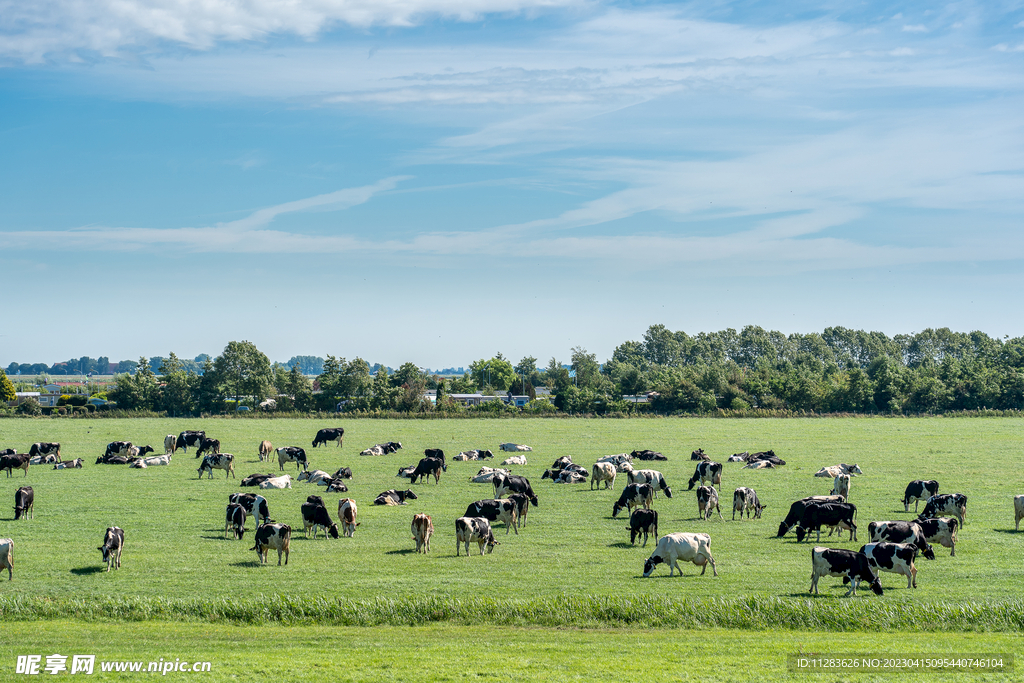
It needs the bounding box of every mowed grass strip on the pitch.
[0,417,1022,622]
[2,621,1021,683]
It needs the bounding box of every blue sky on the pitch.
[2,0,1022,368]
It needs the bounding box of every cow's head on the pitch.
[327,523,340,539]
[794,526,808,543]
[612,501,624,518]
[687,474,699,490]
[663,486,673,499]
[404,490,418,500]
[642,555,664,577]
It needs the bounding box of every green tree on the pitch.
[109,356,158,410]
[369,368,400,411]
[392,362,425,389]
[213,341,273,410]
[0,369,15,403]
[195,358,222,414]
[159,352,197,417]
[470,355,516,391]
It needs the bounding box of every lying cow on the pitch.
[809,546,882,596]
[642,532,717,577]
[919,493,967,527]
[543,469,588,484]
[596,453,633,472]
[361,445,386,456]
[690,448,710,461]
[591,462,617,490]
[468,467,508,484]
[743,460,775,470]
[632,449,667,461]
[412,513,434,552]
[198,454,235,479]
[551,456,573,469]
[338,499,359,536]
[687,461,723,490]
[29,442,61,460]
[612,483,654,518]
[324,479,349,493]
[373,489,418,506]
[99,527,125,572]
[454,449,493,461]
[259,475,293,489]
[53,458,84,469]
[465,499,519,535]
[28,453,59,465]
[697,485,722,521]
[499,443,532,452]
[866,521,936,560]
[501,455,528,466]
[857,542,920,589]
[297,470,332,484]
[251,523,291,565]
[627,508,658,547]
[455,517,499,555]
[732,487,765,520]
[130,454,172,468]
[333,467,353,480]
[903,480,939,512]
[14,486,33,520]
[815,463,862,478]
[397,465,417,480]
[241,473,274,487]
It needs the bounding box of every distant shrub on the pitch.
[17,398,41,416]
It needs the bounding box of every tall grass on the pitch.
[1,595,1021,631]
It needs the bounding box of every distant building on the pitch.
[9,391,60,408]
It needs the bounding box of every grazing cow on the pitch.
[225,503,247,539]
[596,453,633,472]
[543,469,588,484]
[198,453,236,479]
[259,475,293,489]
[902,480,940,512]
[240,473,274,487]
[815,463,863,478]
[397,465,417,480]
[697,485,722,521]
[251,523,291,565]
[919,494,967,527]
[858,542,920,589]
[0,454,29,477]
[53,458,84,469]
[0,448,13,456]
[333,467,353,480]
[338,499,359,536]
[276,447,309,473]
[809,547,882,596]
[501,455,528,466]
[627,508,659,547]
[0,539,11,580]
[642,532,717,577]
[229,493,270,525]
[612,483,654,518]
[98,527,125,572]
[29,453,60,465]
[409,457,446,485]
[499,443,532,452]
[104,441,133,458]
[621,465,672,498]
[776,497,846,537]
[258,440,273,462]
[464,499,519,535]
[793,503,859,543]
[306,494,325,507]
[690,448,710,461]
[743,460,775,470]
[324,479,349,493]
[591,462,617,490]
[163,435,177,455]
[297,470,332,484]
[507,492,531,528]
[14,486,33,520]
[866,521,936,560]
[312,427,345,448]
[29,442,60,460]
[469,467,509,484]
[175,431,206,454]
[492,474,539,507]
[915,517,958,556]
[832,474,851,501]
[300,502,340,539]
[130,454,172,469]
[632,449,667,461]
[195,438,221,458]
[1016,496,1024,532]
[455,517,499,555]
[687,461,723,490]
[373,489,418,506]
[732,487,765,520]
[412,514,434,552]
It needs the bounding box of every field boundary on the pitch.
[2,595,1022,631]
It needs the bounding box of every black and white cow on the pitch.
[0,448,14,457]
[492,474,539,507]
[918,494,967,527]
[687,461,723,490]
[627,508,658,547]
[198,453,235,479]
[697,485,722,521]
[251,523,291,565]
[276,447,309,473]
[14,486,33,520]
[28,442,60,460]
[195,438,221,458]
[591,462,617,490]
[333,467,353,480]
[240,473,274,487]
[551,456,573,470]
[165,435,178,455]
[228,492,270,525]
[175,431,206,454]
[373,489,418,506]
[793,503,859,543]
[541,468,588,484]
[506,492,531,528]
[464,499,519,535]
[455,517,499,555]
[776,497,846,537]
[690,448,710,461]
[225,503,247,539]
[857,542,920,589]
[732,487,765,520]
[300,501,340,539]
[612,483,654,518]
[95,455,131,465]
[866,521,936,560]
[903,480,940,512]
[53,458,84,469]
[0,454,29,477]
[312,427,345,449]
[98,527,125,572]
[104,441,133,458]
[808,546,882,596]
[915,517,958,556]
[409,457,446,485]
[396,465,417,480]
[622,465,672,498]
[632,449,668,461]
[642,532,717,577]
[324,479,348,493]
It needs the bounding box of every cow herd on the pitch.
[0,427,1019,597]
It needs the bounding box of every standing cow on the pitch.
[455,517,499,556]
[312,428,345,448]
[412,513,434,552]
[258,440,273,462]
[251,523,291,565]
[642,532,717,577]
[98,527,125,572]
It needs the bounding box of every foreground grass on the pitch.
[1,621,1021,682]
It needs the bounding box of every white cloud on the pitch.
[902,24,928,33]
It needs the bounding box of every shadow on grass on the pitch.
[229,561,263,568]
[992,528,1021,534]
[70,566,106,576]
[607,542,635,549]
[385,548,416,555]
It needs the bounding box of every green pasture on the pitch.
[1,621,1021,682]
[0,417,1021,615]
